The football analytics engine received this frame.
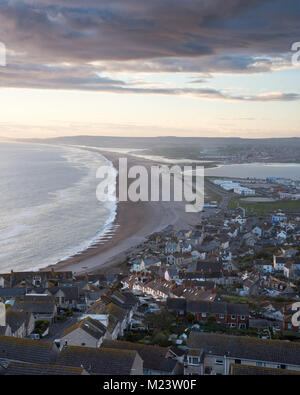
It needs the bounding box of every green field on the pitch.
[229,199,300,216]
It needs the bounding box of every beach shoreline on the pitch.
[43,149,201,275]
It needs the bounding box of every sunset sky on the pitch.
[0,0,300,138]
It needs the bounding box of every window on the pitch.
[188,357,199,366]
[240,315,246,321]
[202,313,207,318]
[215,359,224,365]
[231,315,236,320]
[219,314,225,319]
[235,359,241,365]
[230,323,236,328]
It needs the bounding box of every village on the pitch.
[1,176,300,375]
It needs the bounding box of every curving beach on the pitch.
[46,150,201,275]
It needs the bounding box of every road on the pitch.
[201,178,235,219]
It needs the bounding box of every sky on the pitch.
[0,0,300,139]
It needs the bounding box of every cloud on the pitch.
[0,0,299,98]
[0,0,299,63]
[1,61,299,102]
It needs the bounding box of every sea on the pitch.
[0,142,116,272]
[205,162,300,181]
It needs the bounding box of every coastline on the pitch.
[44,150,201,275]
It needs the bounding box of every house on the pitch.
[166,254,176,265]
[5,311,35,338]
[57,344,143,375]
[141,280,175,300]
[242,232,258,247]
[282,304,300,333]
[198,242,220,257]
[0,288,27,303]
[262,304,283,322]
[11,294,57,323]
[167,299,249,329]
[0,336,59,365]
[187,261,223,276]
[177,230,193,239]
[181,242,193,254]
[0,270,73,288]
[190,231,204,246]
[277,230,287,242]
[171,286,216,302]
[108,291,139,314]
[101,340,182,375]
[60,317,107,348]
[130,258,145,273]
[0,325,11,337]
[0,361,89,375]
[165,242,180,254]
[272,212,287,224]
[164,268,180,282]
[284,261,300,279]
[185,332,300,375]
[254,260,274,274]
[273,255,289,272]
[243,279,262,296]
[143,257,162,268]
[252,226,263,238]
[217,235,230,250]
[46,286,79,309]
[191,250,204,262]
[103,302,130,339]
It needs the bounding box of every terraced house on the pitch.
[167,299,250,329]
[185,332,300,375]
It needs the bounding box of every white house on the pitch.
[277,231,287,241]
[273,256,287,272]
[130,258,145,273]
[252,226,262,238]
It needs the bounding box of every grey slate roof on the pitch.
[167,298,249,316]
[0,288,27,299]
[62,317,106,340]
[12,300,56,315]
[101,340,177,373]
[0,336,58,365]
[0,361,87,375]
[5,311,33,333]
[48,286,79,301]
[57,345,139,375]
[188,332,300,366]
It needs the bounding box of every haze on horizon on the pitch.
[0,0,300,139]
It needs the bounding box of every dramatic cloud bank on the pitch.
[0,0,300,100]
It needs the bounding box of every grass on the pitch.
[229,199,300,216]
